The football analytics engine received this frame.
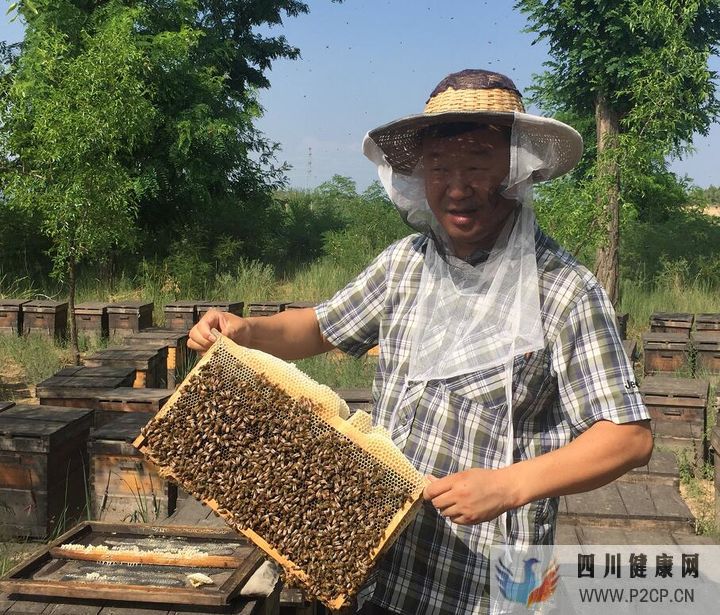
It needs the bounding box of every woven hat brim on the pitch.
[366,110,582,179]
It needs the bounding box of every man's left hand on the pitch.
[423,468,514,525]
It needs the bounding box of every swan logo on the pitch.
[495,555,559,607]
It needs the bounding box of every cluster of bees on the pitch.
[140,361,413,604]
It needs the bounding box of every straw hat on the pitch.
[366,69,583,178]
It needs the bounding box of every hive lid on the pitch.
[640,376,709,399]
[92,412,153,442]
[107,301,154,313]
[0,405,93,439]
[695,313,720,323]
[642,332,692,344]
[196,300,244,310]
[650,312,694,322]
[24,300,68,312]
[96,387,172,403]
[164,301,199,312]
[693,331,720,346]
[0,299,30,311]
[122,328,188,342]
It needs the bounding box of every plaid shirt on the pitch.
[315,230,648,615]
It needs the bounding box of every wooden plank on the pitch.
[553,522,580,545]
[4,599,51,614]
[640,376,709,399]
[48,548,243,569]
[44,604,102,615]
[563,483,627,518]
[577,525,629,545]
[616,482,657,518]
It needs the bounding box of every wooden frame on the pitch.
[132,335,426,611]
[0,522,262,607]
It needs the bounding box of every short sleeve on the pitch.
[314,249,388,358]
[551,284,650,436]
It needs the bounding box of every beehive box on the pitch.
[695,313,720,332]
[163,300,199,331]
[196,301,245,320]
[90,413,176,522]
[22,300,68,338]
[649,312,693,336]
[640,376,709,426]
[36,366,136,411]
[122,328,190,389]
[247,301,289,317]
[693,331,720,374]
[642,332,691,374]
[0,401,15,413]
[133,335,425,610]
[0,405,93,538]
[0,299,30,335]
[712,426,720,527]
[84,347,168,388]
[94,388,172,427]
[335,388,373,412]
[74,302,109,339]
[107,301,154,337]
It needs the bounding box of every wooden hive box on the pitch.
[247,301,289,317]
[335,388,373,412]
[693,331,720,374]
[0,299,30,335]
[196,300,245,320]
[94,387,172,427]
[0,405,93,538]
[163,300,199,331]
[74,302,109,339]
[712,426,720,527]
[37,366,136,411]
[22,300,68,339]
[642,331,691,374]
[122,328,191,389]
[106,301,153,337]
[90,413,176,522]
[695,313,720,332]
[84,347,167,389]
[649,312,693,336]
[640,376,709,426]
[133,334,426,611]
[0,401,15,413]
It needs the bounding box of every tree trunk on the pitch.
[68,257,80,365]
[594,94,621,306]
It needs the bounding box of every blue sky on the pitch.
[2,1,718,190]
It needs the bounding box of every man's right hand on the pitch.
[188,309,248,354]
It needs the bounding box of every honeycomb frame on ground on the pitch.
[133,334,426,610]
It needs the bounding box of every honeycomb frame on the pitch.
[133,334,427,610]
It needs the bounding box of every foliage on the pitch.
[320,177,410,275]
[1,3,156,280]
[516,0,720,297]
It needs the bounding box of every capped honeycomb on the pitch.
[134,334,426,610]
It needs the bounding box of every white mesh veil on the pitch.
[362,112,570,382]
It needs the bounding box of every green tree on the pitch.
[517,0,720,303]
[1,3,157,358]
[1,0,343,352]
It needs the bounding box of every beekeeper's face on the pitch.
[422,125,514,258]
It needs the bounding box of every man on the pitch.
[189,69,652,614]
